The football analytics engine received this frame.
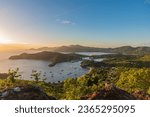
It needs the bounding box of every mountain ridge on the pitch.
[30,45,150,55]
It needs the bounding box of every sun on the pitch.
[0,38,13,44]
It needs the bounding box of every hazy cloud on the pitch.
[61,20,75,25]
[56,19,75,25]
[140,42,150,46]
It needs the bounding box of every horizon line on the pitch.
[0,43,150,50]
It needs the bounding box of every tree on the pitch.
[7,68,21,83]
[30,70,41,83]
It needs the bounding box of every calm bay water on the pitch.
[0,51,105,82]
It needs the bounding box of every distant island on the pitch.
[30,45,150,55]
[9,51,82,66]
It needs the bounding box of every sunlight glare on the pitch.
[0,38,13,44]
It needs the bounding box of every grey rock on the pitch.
[13,87,21,92]
[1,91,9,98]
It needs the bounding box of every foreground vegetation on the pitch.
[0,67,150,99]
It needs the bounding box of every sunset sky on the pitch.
[0,0,150,49]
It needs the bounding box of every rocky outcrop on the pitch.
[81,83,136,100]
[0,85,56,100]
[132,90,150,100]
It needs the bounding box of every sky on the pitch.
[0,0,150,48]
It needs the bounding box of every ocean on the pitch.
[0,51,105,82]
